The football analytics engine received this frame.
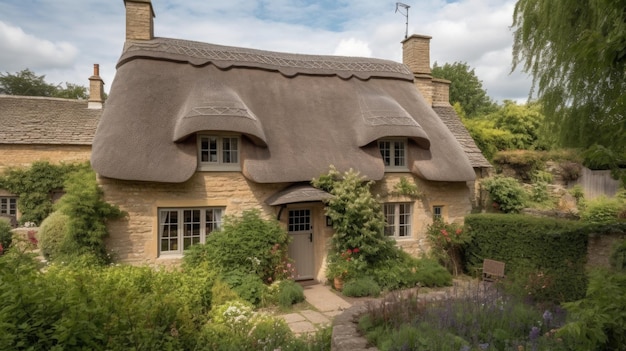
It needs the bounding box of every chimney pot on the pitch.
[88,63,105,110]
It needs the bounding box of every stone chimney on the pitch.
[88,64,104,110]
[124,0,155,41]
[402,34,451,107]
[432,78,451,107]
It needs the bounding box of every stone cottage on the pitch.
[88,0,489,281]
[0,66,105,225]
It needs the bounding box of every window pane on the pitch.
[9,199,16,215]
[222,137,238,164]
[160,210,179,252]
[398,203,411,237]
[205,208,222,235]
[394,141,405,167]
[183,210,201,250]
[378,141,391,166]
[288,209,311,232]
[209,137,218,162]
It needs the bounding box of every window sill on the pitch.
[198,165,241,172]
[156,253,184,260]
[384,168,410,173]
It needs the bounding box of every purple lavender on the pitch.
[543,310,553,328]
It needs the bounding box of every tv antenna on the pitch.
[395,2,410,39]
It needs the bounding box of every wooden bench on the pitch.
[482,259,506,282]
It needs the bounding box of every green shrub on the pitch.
[368,254,451,290]
[55,168,125,264]
[210,278,240,307]
[183,210,292,284]
[492,150,547,180]
[37,210,69,261]
[413,258,454,287]
[569,184,586,207]
[481,176,528,213]
[559,270,626,350]
[529,181,552,205]
[222,269,269,307]
[532,170,554,183]
[276,279,305,308]
[464,213,588,302]
[580,195,624,223]
[0,219,12,253]
[342,276,381,297]
[610,239,626,271]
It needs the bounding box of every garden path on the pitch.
[279,283,351,335]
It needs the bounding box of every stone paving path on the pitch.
[279,283,351,334]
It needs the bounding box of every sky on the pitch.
[0,0,532,103]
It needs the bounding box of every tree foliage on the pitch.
[0,69,88,99]
[512,0,626,151]
[432,61,497,118]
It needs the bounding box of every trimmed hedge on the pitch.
[464,214,588,302]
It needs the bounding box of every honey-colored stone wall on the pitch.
[371,173,472,257]
[99,172,283,265]
[0,145,92,173]
[101,170,472,276]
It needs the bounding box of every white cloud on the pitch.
[333,38,372,57]
[0,21,78,72]
[0,0,533,103]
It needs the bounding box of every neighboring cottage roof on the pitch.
[0,95,100,145]
[433,105,492,168]
[91,37,476,183]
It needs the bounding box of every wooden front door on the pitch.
[287,208,315,280]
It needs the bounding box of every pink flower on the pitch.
[455,228,462,235]
[352,248,360,253]
[347,249,352,254]
[0,243,3,255]
[440,229,448,236]
[28,231,38,246]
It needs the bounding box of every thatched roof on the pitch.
[91,37,476,183]
[0,95,100,145]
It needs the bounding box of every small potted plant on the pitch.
[326,248,360,291]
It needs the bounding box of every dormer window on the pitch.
[378,139,407,170]
[198,135,240,171]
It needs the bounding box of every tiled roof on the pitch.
[433,105,492,169]
[0,95,100,145]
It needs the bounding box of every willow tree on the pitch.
[511,0,626,152]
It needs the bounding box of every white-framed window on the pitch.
[198,135,240,171]
[158,207,223,255]
[383,202,412,238]
[378,139,407,170]
[0,197,17,216]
